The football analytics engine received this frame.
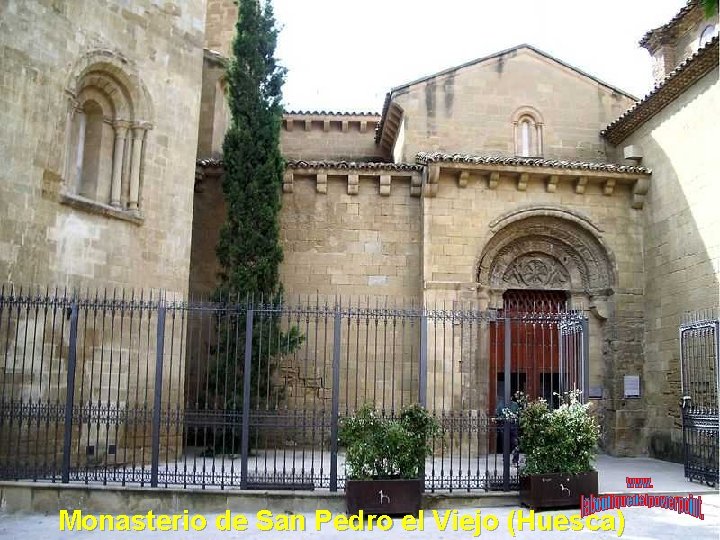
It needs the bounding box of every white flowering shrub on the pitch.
[518,390,600,475]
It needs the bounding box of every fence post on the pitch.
[61,299,79,484]
[581,316,590,403]
[240,308,254,490]
[150,298,166,488]
[503,316,511,492]
[329,309,342,492]
[419,311,428,407]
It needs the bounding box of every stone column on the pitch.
[128,124,146,212]
[73,109,87,191]
[110,120,129,208]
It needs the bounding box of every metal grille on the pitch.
[680,311,719,487]
[0,286,588,491]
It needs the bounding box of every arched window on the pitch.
[512,107,543,158]
[64,52,152,216]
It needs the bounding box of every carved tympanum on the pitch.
[503,254,569,287]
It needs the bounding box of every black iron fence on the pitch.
[680,310,719,487]
[0,287,588,492]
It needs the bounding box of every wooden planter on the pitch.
[345,478,423,516]
[520,471,598,510]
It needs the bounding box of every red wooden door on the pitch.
[489,290,567,416]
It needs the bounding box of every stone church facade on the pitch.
[1,0,718,462]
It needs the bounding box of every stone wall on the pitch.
[281,113,383,162]
[611,68,720,461]
[204,0,237,57]
[418,165,646,455]
[279,172,422,299]
[387,47,634,163]
[0,0,205,294]
[0,0,204,467]
[196,53,228,160]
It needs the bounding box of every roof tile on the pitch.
[416,152,652,175]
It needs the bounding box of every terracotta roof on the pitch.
[416,152,652,175]
[197,158,422,172]
[286,160,422,172]
[376,44,637,143]
[284,110,380,117]
[639,0,697,49]
[602,36,718,145]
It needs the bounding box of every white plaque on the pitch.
[624,375,640,398]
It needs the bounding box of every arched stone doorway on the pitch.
[477,211,616,308]
[477,209,616,414]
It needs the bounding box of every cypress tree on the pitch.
[218,0,285,297]
[209,0,301,453]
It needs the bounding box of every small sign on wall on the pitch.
[624,375,641,398]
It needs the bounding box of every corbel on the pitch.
[517,172,529,192]
[424,164,440,197]
[488,171,500,190]
[546,174,559,193]
[316,173,327,194]
[632,177,649,209]
[379,174,391,196]
[603,178,616,196]
[575,176,588,194]
[282,170,294,193]
[347,173,359,195]
[457,170,469,188]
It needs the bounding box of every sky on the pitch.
[272,0,689,112]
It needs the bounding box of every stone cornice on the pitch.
[419,152,651,208]
[602,36,719,145]
[284,110,380,117]
[416,152,652,175]
[196,159,424,197]
[196,158,421,173]
[283,112,380,134]
[286,160,422,172]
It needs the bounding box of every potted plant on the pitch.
[339,403,439,516]
[515,390,600,509]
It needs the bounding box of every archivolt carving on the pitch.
[503,253,570,287]
[477,216,615,295]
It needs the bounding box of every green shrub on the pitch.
[339,404,440,480]
[518,390,600,475]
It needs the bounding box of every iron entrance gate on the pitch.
[0,287,588,492]
[679,312,719,487]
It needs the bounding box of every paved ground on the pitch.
[1,494,718,539]
[1,454,718,538]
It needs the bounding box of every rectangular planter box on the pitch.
[345,478,423,516]
[520,471,598,510]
